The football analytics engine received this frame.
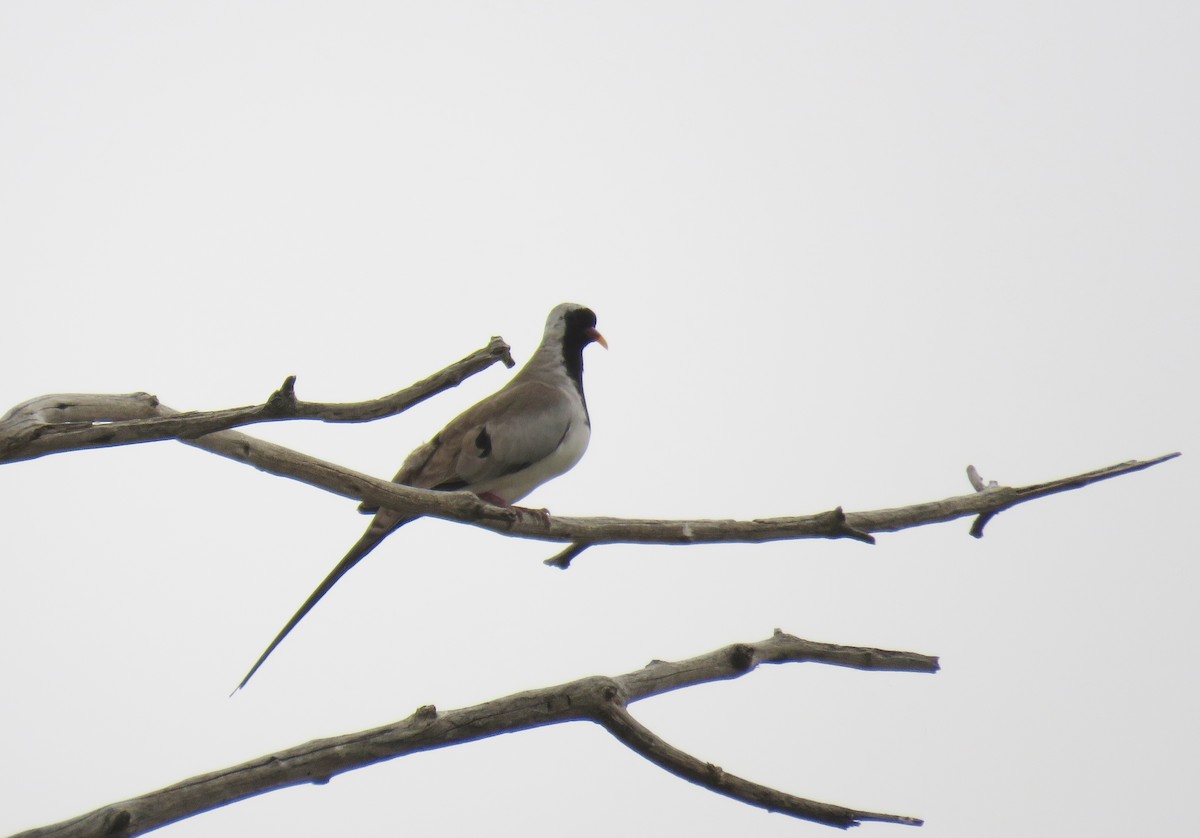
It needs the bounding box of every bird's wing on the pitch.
[405,379,580,495]
[356,380,578,515]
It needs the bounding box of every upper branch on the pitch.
[0,337,513,463]
[0,343,1180,556]
[11,631,936,838]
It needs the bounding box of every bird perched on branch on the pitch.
[234,303,606,691]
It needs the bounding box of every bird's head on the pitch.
[546,303,607,352]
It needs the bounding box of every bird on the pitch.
[234,303,606,691]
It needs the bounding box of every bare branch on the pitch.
[0,356,1180,557]
[593,702,921,828]
[954,456,1184,540]
[11,631,936,837]
[0,337,513,463]
[848,452,1181,535]
[537,452,1180,566]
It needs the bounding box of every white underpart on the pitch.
[473,417,591,505]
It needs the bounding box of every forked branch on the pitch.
[11,631,937,837]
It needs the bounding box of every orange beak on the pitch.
[586,328,608,350]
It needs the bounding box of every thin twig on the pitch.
[593,701,921,828]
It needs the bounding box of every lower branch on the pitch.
[11,631,936,838]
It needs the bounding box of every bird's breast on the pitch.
[481,418,591,505]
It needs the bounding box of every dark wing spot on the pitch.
[475,427,492,458]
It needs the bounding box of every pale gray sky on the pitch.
[2,3,1196,836]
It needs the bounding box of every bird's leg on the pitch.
[476,492,552,528]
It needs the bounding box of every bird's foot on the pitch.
[515,506,552,528]
[477,492,552,528]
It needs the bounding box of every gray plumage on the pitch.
[235,304,605,690]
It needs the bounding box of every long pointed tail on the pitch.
[233,513,413,693]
